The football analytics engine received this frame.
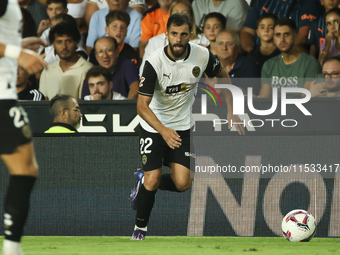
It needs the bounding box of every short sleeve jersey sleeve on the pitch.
[205,51,222,78]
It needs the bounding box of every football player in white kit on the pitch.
[0,0,47,254]
[129,13,245,240]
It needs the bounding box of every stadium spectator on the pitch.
[37,0,68,37]
[88,10,138,66]
[318,8,340,65]
[248,13,280,70]
[21,8,38,39]
[17,66,45,101]
[82,36,139,99]
[45,94,82,133]
[39,22,93,100]
[41,14,88,65]
[308,0,340,58]
[85,0,142,54]
[307,56,340,97]
[240,0,322,53]
[19,0,49,32]
[192,0,249,33]
[203,12,226,56]
[216,30,261,95]
[140,0,210,76]
[259,18,321,98]
[66,0,87,27]
[139,0,173,60]
[84,65,127,100]
[85,0,145,26]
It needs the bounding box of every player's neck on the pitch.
[166,46,189,61]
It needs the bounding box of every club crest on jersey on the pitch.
[192,66,200,78]
[142,155,147,165]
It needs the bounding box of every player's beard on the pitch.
[169,42,188,59]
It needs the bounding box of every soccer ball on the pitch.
[281,209,317,242]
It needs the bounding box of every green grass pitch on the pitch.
[5,236,339,255]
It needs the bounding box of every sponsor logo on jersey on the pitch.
[213,58,220,71]
[192,66,201,78]
[165,83,192,95]
[163,73,171,79]
[139,77,145,87]
[301,14,317,22]
[271,76,298,87]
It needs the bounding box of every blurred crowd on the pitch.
[17,0,340,102]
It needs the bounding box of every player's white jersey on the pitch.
[139,43,220,132]
[0,0,22,100]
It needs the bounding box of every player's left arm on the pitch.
[205,52,245,135]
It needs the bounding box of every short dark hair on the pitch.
[46,0,68,9]
[274,17,297,32]
[167,13,193,32]
[49,21,81,43]
[323,56,340,68]
[94,36,118,52]
[257,13,278,28]
[85,66,113,84]
[50,13,78,27]
[106,9,130,27]
[203,12,226,29]
[49,94,74,120]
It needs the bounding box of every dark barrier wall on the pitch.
[19,98,340,135]
[0,136,339,237]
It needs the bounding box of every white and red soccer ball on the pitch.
[281,209,317,242]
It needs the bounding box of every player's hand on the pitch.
[37,19,50,36]
[90,93,102,100]
[22,37,48,52]
[227,112,245,135]
[18,49,47,75]
[309,80,327,97]
[160,127,182,149]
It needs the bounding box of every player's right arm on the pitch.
[0,43,47,75]
[137,61,182,149]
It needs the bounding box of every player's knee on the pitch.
[144,174,161,191]
[175,179,192,192]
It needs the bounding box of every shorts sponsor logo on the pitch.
[185,152,196,158]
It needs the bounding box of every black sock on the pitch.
[135,185,157,228]
[158,173,183,192]
[4,175,37,242]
